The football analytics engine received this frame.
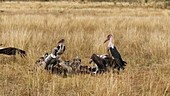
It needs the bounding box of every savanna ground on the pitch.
[0,1,170,96]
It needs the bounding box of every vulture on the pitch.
[0,47,26,57]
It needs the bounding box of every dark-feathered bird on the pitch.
[104,34,127,70]
[44,39,65,70]
[52,39,65,56]
[0,47,26,57]
[89,54,107,73]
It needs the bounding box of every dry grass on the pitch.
[0,1,170,96]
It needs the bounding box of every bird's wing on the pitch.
[109,46,122,59]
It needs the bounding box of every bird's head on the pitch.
[104,34,113,43]
[58,39,65,44]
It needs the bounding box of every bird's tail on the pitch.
[123,61,127,64]
[122,61,127,66]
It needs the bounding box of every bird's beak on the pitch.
[104,38,109,43]
[89,59,93,64]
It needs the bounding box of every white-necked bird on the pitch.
[45,39,65,70]
[104,34,127,70]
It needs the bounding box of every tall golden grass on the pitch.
[0,1,170,96]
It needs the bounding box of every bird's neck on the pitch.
[108,37,114,48]
[58,43,64,46]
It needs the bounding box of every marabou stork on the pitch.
[104,34,127,70]
[45,39,65,70]
[52,39,65,56]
